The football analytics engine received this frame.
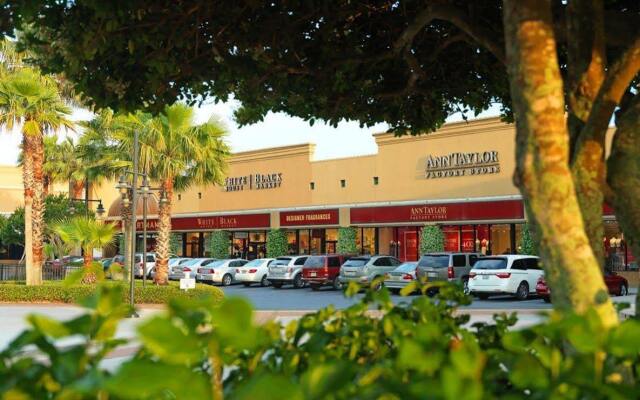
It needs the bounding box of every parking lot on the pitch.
[217,283,555,311]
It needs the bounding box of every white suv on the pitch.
[468,255,542,300]
[267,256,309,288]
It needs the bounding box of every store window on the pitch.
[461,225,475,252]
[378,227,394,256]
[490,224,511,255]
[299,230,310,255]
[232,232,247,258]
[325,229,337,254]
[604,221,632,270]
[442,225,459,252]
[476,225,490,255]
[356,228,377,255]
[286,231,297,255]
[185,232,200,257]
[514,224,524,254]
[310,229,324,255]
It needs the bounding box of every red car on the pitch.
[536,270,629,303]
[301,254,351,291]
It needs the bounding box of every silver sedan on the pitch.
[384,262,418,294]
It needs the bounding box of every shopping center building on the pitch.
[91,117,624,265]
[0,117,629,267]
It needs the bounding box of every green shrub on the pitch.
[1,280,637,399]
[266,229,288,257]
[0,280,224,304]
[420,225,444,254]
[518,222,537,255]
[169,233,182,256]
[337,227,358,254]
[210,230,230,259]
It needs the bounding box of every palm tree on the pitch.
[53,216,116,283]
[115,104,229,285]
[0,68,73,285]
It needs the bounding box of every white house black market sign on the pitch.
[224,173,283,192]
[424,151,500,179]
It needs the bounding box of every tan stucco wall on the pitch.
[0,165,67,214]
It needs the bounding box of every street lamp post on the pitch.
[69,198,106,219]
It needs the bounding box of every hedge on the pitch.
[266,229,288,257]
[0,281,224,304]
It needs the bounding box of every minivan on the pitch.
[301,254,352,290]
[415,252,481,294]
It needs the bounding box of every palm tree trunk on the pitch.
[82,246,96,284]
[31,132,46,285]
[154,178,173,285]
[71,179,84,199]
[22,135,39,285]
[503,0,617,326]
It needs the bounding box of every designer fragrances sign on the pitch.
[424,151,500,179]
[224,173,283,192]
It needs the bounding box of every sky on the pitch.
[0,98,502,166]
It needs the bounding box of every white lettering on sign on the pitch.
[424,151,500,179]
[224,173,283,191]
[285,213,333,222]
[409,206,448,221]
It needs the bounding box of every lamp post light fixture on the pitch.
[69,197,106,219]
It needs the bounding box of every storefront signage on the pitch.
[224,173,283,191]
[350,200,524,224]
[112,213,270,231]
[425,151,500,179]
[280,209,339,226]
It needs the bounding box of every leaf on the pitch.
[229,374,303,400]
[27,314,70,338]
[105,359,211,400]
[211,297,259,349]
[609,321,640,356]
[137,316,203,365]
[509,354,549,390]
[301,362,353,399]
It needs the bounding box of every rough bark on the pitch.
[31,132,45,285]
[503,0,618,326]
[81,247,97,284]
[71,179,84,200]
[607,96,640,317]
[566,0,607,267]
[154,178,173,286]
[22,134,40,285]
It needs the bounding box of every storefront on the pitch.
[279,209,340,255]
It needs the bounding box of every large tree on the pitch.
[0,68,73,285]
[4,2,640,321]
[113,104,229,285]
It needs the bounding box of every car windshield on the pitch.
[342,258,368,268]
[272,258,291,266]
[179,259,192,265]
[245,259,266,267]
[473,258,508,270]
[417,255,449,268]
[304,256,325,268]
[394,262,418,273]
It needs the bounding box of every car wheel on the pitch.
[477,293,489,300]
[243,282,251,287]
[462,278,470,295]
[310,283,321,291]
[293,274,305,289]
[390,288,400,295]
[272,282,283,289]
[543,296,551,303]
[372,278,383,291]
[222,274,232,286]
[619,284,628,296]
[515,281,529,300]
[332,276,343,291]
[260,275,269,287]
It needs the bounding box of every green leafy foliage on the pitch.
[0,280,224,304]
[420,225,445,254]
[169,232,182,256]
[337,227,358,254]
[210,230,230,259]
[1,279,638,399]
[518,222,537,255]
[266,229,288,258]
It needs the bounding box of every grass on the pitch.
[0,280,224,304]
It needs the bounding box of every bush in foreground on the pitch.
[0,280,224,304]
[0,281,638,399]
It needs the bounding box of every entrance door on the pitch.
[399,228,418,262]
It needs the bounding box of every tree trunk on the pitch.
[607,96,640,316]
[71,179,84,200]
[43,175,50,196]
[81,246,97,284]
[22,134,40,285]
[31,132,45,285]
[503,0,617,326]
[154,178,173,286]
[566,0,607,268]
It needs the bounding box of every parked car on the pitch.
[149,257,191,279]
[384,262,419,294]
[301,254,352,290]
[339,255,402,290]
[133,253,156,278]
[468,255,543,300]
[101,258,114,271]
[196,259,248,286]
[536,269,629,303]
[235,258,275,287]
[415,252,481,294]
[267,256,309,288]
[170,258,214,280]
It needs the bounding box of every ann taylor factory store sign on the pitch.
[224,173,283,192]
[424,151,500,179]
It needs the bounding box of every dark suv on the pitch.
[302,254,352,290]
